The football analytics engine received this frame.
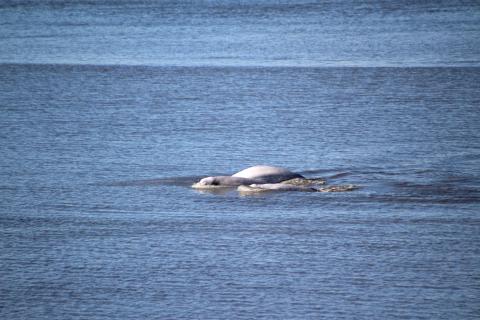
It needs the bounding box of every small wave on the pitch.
[299,168,353,180]
[366,194,480,205]
[299,168,344,175]
[326,172,351,179]
[104,176,203,187]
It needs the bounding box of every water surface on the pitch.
[1,1,480,319]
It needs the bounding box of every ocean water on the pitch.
[1,0,480,67]
[1,1,480,320]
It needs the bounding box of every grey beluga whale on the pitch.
[192,165,304,189]
[192,165,357,193]
[237,183,358,193]
[237,183,318,193]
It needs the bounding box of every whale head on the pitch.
[198,176,219,186]
[192,176,222,189]
[192,175,258,189]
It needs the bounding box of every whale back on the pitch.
[232,165,303,183]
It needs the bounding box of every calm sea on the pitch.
[1,1,480,319]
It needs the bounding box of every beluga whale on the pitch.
[192,165,358,193]
[192,165,329,190]
[192,165,304,188]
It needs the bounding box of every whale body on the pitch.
[238,183,317,193]
[192,165,303,189]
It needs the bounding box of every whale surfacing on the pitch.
[232,165,303,181]
[192,165,358,193]
[192,165,303,189]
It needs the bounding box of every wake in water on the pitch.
[190,165,359,194]
[104,165,479,203]
[106,165,359,195]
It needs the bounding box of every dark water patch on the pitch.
[325,172,351,179]
[298,168,342,175]
[363,194,480,205]
[389,180,480,199]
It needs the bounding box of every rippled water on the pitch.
[1,64,479,319]
[1,0,479,67]
[1,1,480,319]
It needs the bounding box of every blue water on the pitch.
[1,1,480,320]
[1,0,480,67]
